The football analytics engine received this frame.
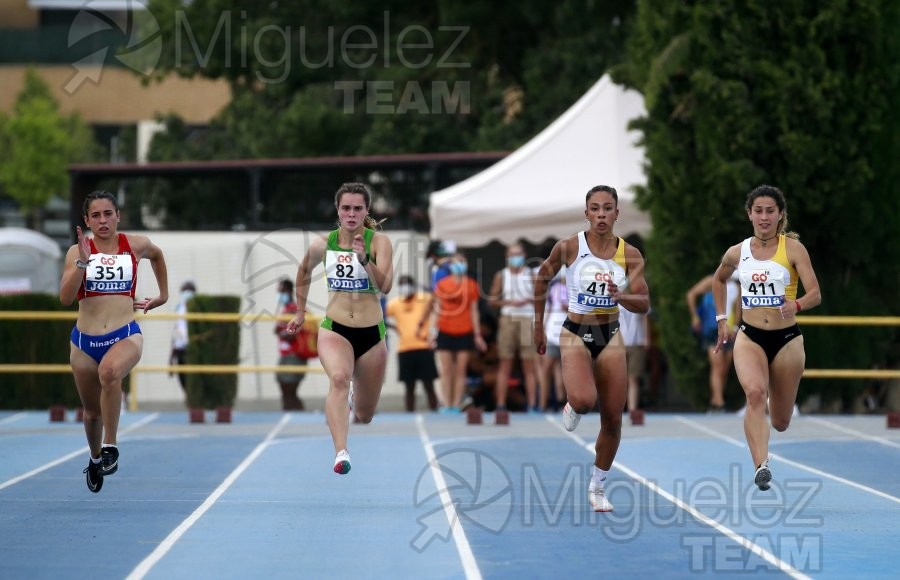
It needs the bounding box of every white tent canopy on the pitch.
[429,75,650,247]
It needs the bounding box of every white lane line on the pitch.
[415,414,482,580]
[675,416,900,505]
[803,416,900,450]
[125,413,291,580]
[545,416,811,580]
[0,413,160,492]
[0,412,28,426]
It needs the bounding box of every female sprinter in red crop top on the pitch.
[59,190,169,493]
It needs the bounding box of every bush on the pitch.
[0,293,80,409]
[184,294,241,409]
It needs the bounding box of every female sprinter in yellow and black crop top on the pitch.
[712,184,821,492]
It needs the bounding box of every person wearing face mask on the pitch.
[275,278,316,411]
[170,280,196,393]
[489,243,539,414]
[418,252,486,413]
[385,275,439,412]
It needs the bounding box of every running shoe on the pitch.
[588,486,613,512]
[333,449,351,475]
[84,458,103,493]
[754,457,772,491]
[99,446,119,476]
[562,403,581,432]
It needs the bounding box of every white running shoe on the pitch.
[562,403,581,432]
[333,449,351,475]
[754,457,772,491]
[588,486,613,512]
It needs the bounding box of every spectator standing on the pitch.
[275,279,312,411]
[686,273,740,412]
[489,243,539,412]
[619,307,649,412]
[539,272,568,411]
[418,252,486,413]
[385,275,439,412]
[169,280,196,392]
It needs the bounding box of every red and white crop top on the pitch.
[77,233,138,300]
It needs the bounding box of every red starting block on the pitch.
[49,405,66,423]
[466,407,483,425]
[189,408,205,424]
[216,406,232,424]
[495,409,510,426]
[888,411,900,429]
[630,409,645,426]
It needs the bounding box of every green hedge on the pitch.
[0,293,80,409]
[184,295,241,409]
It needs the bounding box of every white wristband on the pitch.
[715,314,728,322]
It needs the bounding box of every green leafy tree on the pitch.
[0,69,100,228]
[614,0,899,409]
[142,1,635,156]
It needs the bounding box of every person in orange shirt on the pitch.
[418,253,486,413]
[385,275,439,412]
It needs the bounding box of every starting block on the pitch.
[75,407,84,422]
[189,408,205,424]
[888,411,900,429]
[49,405,66,423]
[495,409,510,426]
[216,406,232,424]
[630,409,645,426]
[466,407,483,425]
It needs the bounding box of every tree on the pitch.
[142,1,635,156]
[0,69,100,229]
[614,0,900,409]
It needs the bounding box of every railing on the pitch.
[1,312,897,407]
[0,310,324,411]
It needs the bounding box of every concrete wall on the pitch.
[130,229,433,411]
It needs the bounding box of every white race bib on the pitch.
[575,263,626,310]
[324,250,370,292]
[740,268,786,308]
[85,253,134,293]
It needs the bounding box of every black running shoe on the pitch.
[84,459,103,493]
[100,446,119,476]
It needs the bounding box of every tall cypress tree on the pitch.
[614,0,899,409]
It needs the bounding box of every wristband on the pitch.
[359,253,370,266]
[715,314,728,322]
[75,259,89,269]
[795,300,802,313]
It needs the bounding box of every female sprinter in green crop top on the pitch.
[286,182,393,475]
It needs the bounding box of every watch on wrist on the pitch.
[359,253,370,266]
[75,258,89,269]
